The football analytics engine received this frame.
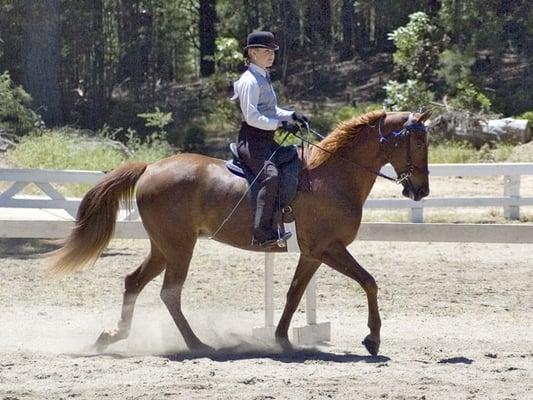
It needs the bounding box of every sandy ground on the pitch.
[0,237,531,400]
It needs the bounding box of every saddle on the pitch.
[226,142,302,221]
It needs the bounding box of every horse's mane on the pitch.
[308,110,386,169]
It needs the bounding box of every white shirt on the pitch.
[232,63,294,131]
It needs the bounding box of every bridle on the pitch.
[376,112,430,185]
[296,112,429,185]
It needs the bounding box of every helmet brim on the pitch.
[244,44,279,51]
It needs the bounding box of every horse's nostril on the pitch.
[418,187,429,198]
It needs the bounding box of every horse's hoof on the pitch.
[191,342,215,354]
[276,336,293,351]
[93,330,112,353]
[362,335,380,356]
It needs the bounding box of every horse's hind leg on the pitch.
[159,237,212,352]
[94,242,166,352]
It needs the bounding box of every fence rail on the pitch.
[1,164,533,242]
[367,163,533,222]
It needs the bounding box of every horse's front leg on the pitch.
[275,254,321,349]
[321,242,381,356]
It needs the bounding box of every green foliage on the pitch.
[8,128,124,171]
[438,48,476,89]
[448,81,491,113]
[203,71,240,128]
[428,140,515,163]
[124,130,175,162]
[213,37,243,73]
[309,103,384,135]
[138,107,173,133]
[0,71,43,135]
[439,0,505,51]
[335,103,384,121]
[182,125,206,153]
[7,127,174,172]
[388,11,442,81]
[383,79,434,111]
[515,111,533,126]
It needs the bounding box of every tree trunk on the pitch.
[22,0,62,126]
[117,1,153,96]
[199,0,216,77]
[276,0,299,84]
[88,0,105,129]
[340,0,354,60]
[317,0,332,45]
[305,0,332,50]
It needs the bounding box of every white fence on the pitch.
[1,164,533,242]
[369,163,533,222]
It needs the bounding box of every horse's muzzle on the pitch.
[402,181,429,201]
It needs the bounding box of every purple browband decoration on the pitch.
[379,122,427,144]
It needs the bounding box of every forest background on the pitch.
[0,0,531,161]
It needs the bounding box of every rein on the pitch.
[298,115,428,184]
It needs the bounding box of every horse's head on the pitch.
[383,110,431,201]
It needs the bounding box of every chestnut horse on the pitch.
[47,110,431,356]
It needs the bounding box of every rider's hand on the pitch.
[282,121,300,134]
[292,112,310,125]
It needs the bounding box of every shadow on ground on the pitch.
[65,341,391,364]
[0,238,58,258]
[0,238,135,259]
[163,346,390,364]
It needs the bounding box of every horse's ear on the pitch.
[417,109,432,123]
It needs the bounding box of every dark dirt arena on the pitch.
[0,237,531,400]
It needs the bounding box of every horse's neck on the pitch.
[309,138,385,206]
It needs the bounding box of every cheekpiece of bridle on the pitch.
[377,113,429,184]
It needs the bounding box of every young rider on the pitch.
[232,31,309,247]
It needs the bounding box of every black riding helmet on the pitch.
[243,31,279,53]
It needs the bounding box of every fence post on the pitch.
[408,206,424,223]
[503,175,520,220]
[264,253,275,327]
[305,275,317,325]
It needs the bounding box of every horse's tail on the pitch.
[47,162,148,276]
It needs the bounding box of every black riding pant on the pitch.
[237,122,280,242]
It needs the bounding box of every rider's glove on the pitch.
[282,121,300,134]
[292,112,310,125]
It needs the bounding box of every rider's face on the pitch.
[249,48,275,69]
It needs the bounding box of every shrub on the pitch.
[438,49,475,89]
[213,37,243,73]
[384,79,434,111]
[124,130,175,162]
[388,11,442,81]
[448,80,491,113]
[7,127,174,171]
[137,107,173,135]
[0,71,43,136]
[182,125,206,153]
[8,128,124,171]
